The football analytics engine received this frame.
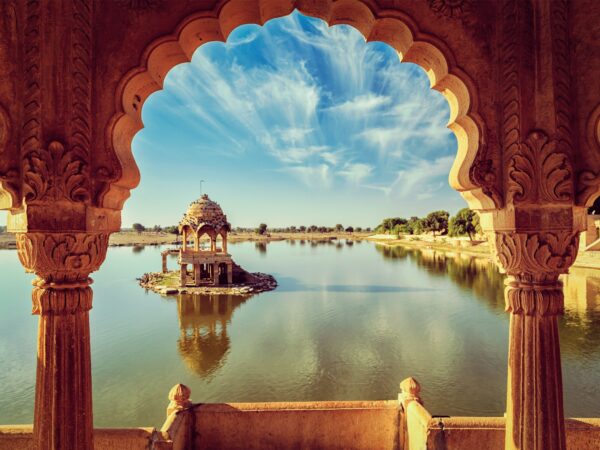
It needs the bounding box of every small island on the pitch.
[138,194,277,296]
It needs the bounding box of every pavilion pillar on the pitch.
[162,252,168,273]
[180,264,187,287]
[213,263,219,285]
[223,235,228,254]
[194,264,201,286]
[16,232,108,450]
[227,263,233,285]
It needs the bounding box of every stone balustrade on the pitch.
[6,380,598,450]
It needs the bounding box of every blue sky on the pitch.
[3,11,467,229]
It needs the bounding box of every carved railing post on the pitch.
[489,230,580,450]
[16,232,108,450]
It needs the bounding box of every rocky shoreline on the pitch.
[138,270,278,296]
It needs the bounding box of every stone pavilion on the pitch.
[176,194,233,287]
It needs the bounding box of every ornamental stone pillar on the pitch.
[16,232,109,450]
[488,228,581,450]
[487,0,590,447]
[0,1,119,449]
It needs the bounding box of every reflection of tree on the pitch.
[176,294,250,378]
[374,244,504,311]
[373,244,600,356]
[255,242,267,254]
[132,245,145,254]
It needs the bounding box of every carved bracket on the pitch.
[507,131,573,205]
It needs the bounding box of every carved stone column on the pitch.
[490,230,580,450]
[16,232,108,450]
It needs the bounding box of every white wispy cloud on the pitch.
[158,10,455,199]
[392,156,455,196]
[338,162,374,184]
[327,94,390,115]
[282,164,332,188]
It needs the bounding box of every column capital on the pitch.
[16,232,109,283]
[490,230,579,280]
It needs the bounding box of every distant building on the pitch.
[176,194,233,286]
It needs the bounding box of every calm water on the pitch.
[1,241,600,427]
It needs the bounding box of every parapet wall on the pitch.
[193,400,400,450]
[2,403,600,450]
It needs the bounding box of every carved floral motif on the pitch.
[492,231,578,278]
[507,131,573,204]
[17,232,109,283]
[23,141,90,202]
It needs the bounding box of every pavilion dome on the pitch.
[179,194,229,232]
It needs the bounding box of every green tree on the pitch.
[355,227,363,232]
[345,226,354,232]
[256,223,268,235]
[335,224,344,232]
[377,217,408,233]
[152,225,162,233]
[299,225,306,232]
[449,208,480,240]
[290,226,297,232]
[309,225,318,232]
[165,225,179,234]
[406,216,421,235]
[132,223,145,234]
[423,211,449,237]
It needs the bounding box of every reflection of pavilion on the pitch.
[177,293,249,378]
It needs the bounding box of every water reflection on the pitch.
[175,293,250,378]
[374,245,504,310]
[374,244,600,356]
[255,242,267,254]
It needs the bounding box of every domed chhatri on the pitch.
[177,194,233,287]
[153,194,277,294]
[179,194,230,232]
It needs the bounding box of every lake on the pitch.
[1,240,600,428]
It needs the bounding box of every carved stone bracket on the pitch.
[507,131,573,205]
[23,140,91,203]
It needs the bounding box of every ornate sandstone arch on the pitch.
[0,1,599,450]
[105,0,499,213]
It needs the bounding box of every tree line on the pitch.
[127,223,371,235]
[375,208,482,240]
[251,224,371,235]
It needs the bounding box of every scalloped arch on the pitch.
[104,0,497,212]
